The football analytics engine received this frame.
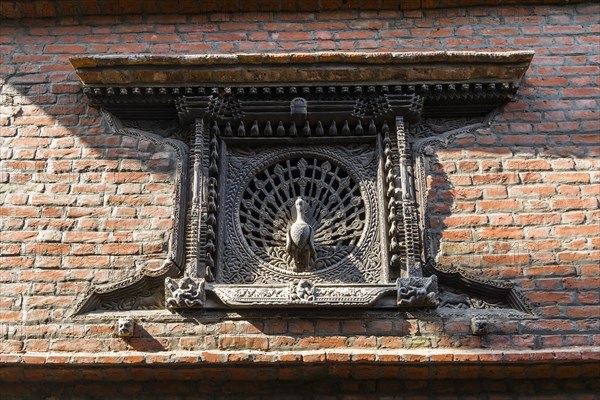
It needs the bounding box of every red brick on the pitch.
[478,199,522,212]
[50,339,104,352]
[515,213,561,225]
[442,215,487,227]
[315,321,340,334]
[563,87,600,98]
[478,227,524,239]
[472,173,519,185]
[288,320,314,335]
[482,253,530,266]
[62,232,110,243]
[98,243,141,255]
[544,172,590,183]
[218,336,269,351]
[503,159,551,171]
[553,224,600,237]
[450,187,483,199]
[551,198,598,210]
[441,229,473,241]
[508,185,556,197]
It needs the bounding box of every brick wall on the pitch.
[0,2,599,398]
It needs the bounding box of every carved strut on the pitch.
[286,198,315,272]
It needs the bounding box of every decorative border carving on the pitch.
[394,117,423,276]
[185,118,217,282]
[211,283,396,307]
[83,83,516,124]
[74,111,189,314]
[411,112,535,316]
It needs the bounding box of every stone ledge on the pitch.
[1,349,599,384]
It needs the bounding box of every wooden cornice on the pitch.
[71,51,534,87]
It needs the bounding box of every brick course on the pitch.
[0,1,599,397]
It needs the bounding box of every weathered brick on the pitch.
[0,5,597,393]
[477,199,522,212]
[218,336,269,351]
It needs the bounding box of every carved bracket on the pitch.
[165,277,206,309]
[397,275,439,308]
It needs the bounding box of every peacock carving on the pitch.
[286,198,315,272]
[239,157,366,273]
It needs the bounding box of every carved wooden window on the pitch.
[73,52,535,315]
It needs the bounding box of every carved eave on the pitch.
[70,51,534,122]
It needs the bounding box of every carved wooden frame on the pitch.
[71,52,536,315]
[175,109,428,308]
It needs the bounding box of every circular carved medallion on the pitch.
[238,156,366,274]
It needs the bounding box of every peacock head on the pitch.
[295,197,307,213]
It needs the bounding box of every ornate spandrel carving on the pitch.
[74,112,188,315]
[212,282,395,307]
[410,117,486,140]
[438,286,510,310]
